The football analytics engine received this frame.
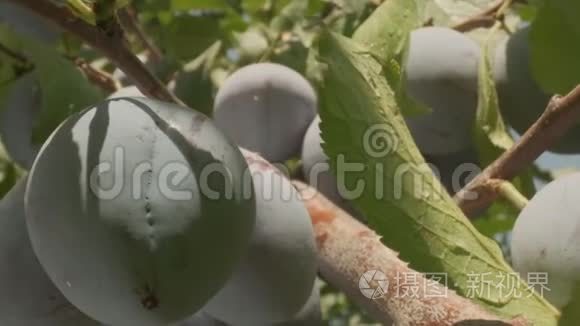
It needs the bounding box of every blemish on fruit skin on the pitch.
[190,114,207,134]
[138,284,159,310]
[539,248,547,259]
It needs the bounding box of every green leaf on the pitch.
[530,0,580,94]
[473,39,514,164]
[326,0,374,37]
[270,0,309,33]
[473,31,535,198]
[352,0,429,118]
[157,15,222,61]
[171,41,222,116]
[316,30,559,325]
[10,32,104,144]
[352,0,421,63]
[171,0,232,10]
[559,283,580,325]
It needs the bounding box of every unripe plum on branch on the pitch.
[0,178,98,325]
[0,73,42,169]
[493,25,580,153]
[405,26,481,155]
[510,172,580,308]
[24,97,256,326]
[213,63,317,162]
[204,149,317,326]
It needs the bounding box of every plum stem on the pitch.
[455,84,580,217]
[494,179,529,211]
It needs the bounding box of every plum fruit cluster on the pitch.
[0,16,567,324]
[0,66,321,325]
[213,63,317,163]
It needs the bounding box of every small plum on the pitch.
[274,283,323,326]
[510,172,580,308]
[300,116,363,218]
[204,149,317,325]
[405,27,480,155]
[24,97,256,326]
[493,25,580,154]
[0,2,60,43]
[0,178,98,325]
[213,63,317,162]
[423,147,481,196]
[0,73,42,169]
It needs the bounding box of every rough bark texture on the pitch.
[293,181,527,326]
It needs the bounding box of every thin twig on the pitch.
[495,179,529,211]
[0,42,28,63]
[455,86,580,216]
[6,0,183,105]
[117,6,163,64]
[293,181,529,326]
[452,0,508,32]
[1,39,118,93]
[67,56,120,93]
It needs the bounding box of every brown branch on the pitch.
[455,86,580,216]
[117,6,163,64]
[6,0,183,105]
[67,56,120,93]
[452,0,507,32]
[1,39,118,93]
[293,181,528,326]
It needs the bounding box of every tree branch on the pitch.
[117,6,163,64]
[6,0,183,105]
[0,39,118,93]
[67,56,120,93]
[451,0,510,32]
[293,181,528,326]
[455,86,580,216]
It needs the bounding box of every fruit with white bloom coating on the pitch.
[301,116,351,211]
[493,25,580,153]
[274,283,323,326]
[0,73,42,169]
[107,85,145,99]
[213,63,317,162]
[510,172,580,308]
[0,2,60,43]
[204,149,317,325]
[405,26,480,155]
[0,178,98,325]
[24,97,256,326]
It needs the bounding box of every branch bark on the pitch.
[293,181,528,326]
[451,0,509,32]
[455,86,580,216]
[117,6,163,64]
[6,0,183,105]
[67,56,120,93]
